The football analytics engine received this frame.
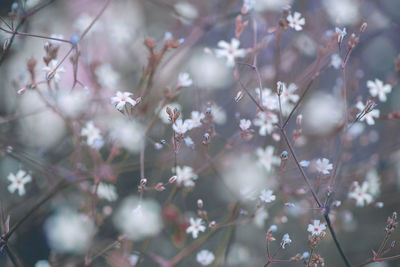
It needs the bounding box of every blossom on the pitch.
[42,60,66,83]
[259,189,276,203]
[175,166,198,187]
[96,182,118,201]
[178,72,193,87]
[239,119,251,131]
[186,217,206,238]
[281,233,292,248]
[255,88,278,110]
[184,136,195,148]
[256,146,281,172]
[81,121,104,149]
[335,27,347,43]
[186,111,205,129]
[300,160,310,168]
[367,79,392,102]
[307,220,326,236]
[277,82,299,115]
[315,158,333,175]
[7,170,32,196]
[253,111,278,136]
[287,12,305,31]
[196,250,215,266]
[35,260,50,267]
[215,38,246,67]
[49,33,64,46]
[95,64,120,88]
[331,53,342,69]
[356,101,380,125]
[111,91,138,111]
[172,119,190,135]
[348,181,373,207]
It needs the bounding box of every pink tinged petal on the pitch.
[217,40,230,49]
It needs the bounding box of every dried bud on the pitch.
[296,114,303,126]
[3,38,10,52]
[360,22,368,33]
[140,178,147,186]
[168,176,177,184]
[234,90,244,102]
[197,199,203,209]
[209,221,216,228]
[154,183,165,192]
[144,37,155,49]
[17,88,26,95]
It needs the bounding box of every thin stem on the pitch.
[324,213,351,267]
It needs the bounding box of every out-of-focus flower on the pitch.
[242,0,256,13]
[253,111,278,136]
[253,208,269,228]
[278,82,299,115]
[184,136,195,148]
[324,0,360,26]
[57,89,88,118]
[42,60,65,83]
[256,146,281,172]
[81,121,104,149]
[366,169,380,197]
[300,160,310,168]
[175,166,198,187]
[174,2,198,23]
[315,158,333,175]
[172,119,190,135]
[209,104,227,124]
[111,91,138,111]
[35,260,50,267]
[356,101,380,125]
[44,209,96,254]
[259,189,276,203]
[108,118,144,153]
[215,38,246,67]
[335,27,347,43]
[96,182,118,201]
[307,220,326,236]
[331,53,342,69]
[186,111,204,129]
[113,197,162,240]
[348,181,373,207]
[49,33,64,46]
[186,217,206,238]
[196,250,215,266]
[74,13,103,35]
[177,72,193,87]
[281,233,292,248]
[287,12,305,31]
[95,64,120,88]
[239,119,251,131]
[367,79,392,102]
[8,170,32,196]
[256,88,278,111]
[254,0,293,12]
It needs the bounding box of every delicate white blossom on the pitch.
[348,181,373,207]
[111,91,138,111]
[331,53,342,69]
[42,60,65,83]
[253,111,278,136]
[287,12,305,31]
[335,27,347,43]
[281,233,292,248]
[315,158,333,175]
[175,166,198,187]
[215,38,246,67]
[186,111,205,129]
[172,119,190,135]
[196,250,215,266]
[96,182,118,201]
[256,146,281,172]
[356,101,380,125]
[35,260,50,267]
[256,88,279,111]
[7,170,32,196]
[307,220,326,236]
[367,79,392,102]
[81,121,104,149]
[239,119,251,131]
[186,217,206,239]
[259,189,276,203]
[178,72,193,87]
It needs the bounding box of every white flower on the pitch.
[7,170,32,196]
[242,0,255,12]
[366,169,380,197]
[300,160,310,168]
[356,101,380,125]
[348,181,373,207]
[287,12,305,31]
[184,136,195,148]
[256,146,281,172]
[172,119,190,135]
[277,82,299,115]
[74,13,102,35]
[178,72,193,87]
[44,209,96,254]
[239,119,251,131]
[49,33,64,46]
[113,197,162,240]
[307,220,326,236]
[95,64,120,88]
[315,158,333,175]
[253,208,269,228]
[255,88,279,111]
[209,104,227,124]
[35,260,50,267]
[186,111,205,129]
[259,189,276,203]
[281,233,292,248]
[108,118,144,153]
[110,91,138,111]
[253,111,278,136]
[367,79,392,102]
[175,166,198,187]
[331,53,342,69]
[215,38,246,67]
[186,217,206,238]
[42,60,66,83]
[96,182,118,201]
[335,27,347,43]
[196,250,215,266]
[129,254,139,265]
[81,121,104,149]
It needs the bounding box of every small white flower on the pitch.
[178,72,193,87]
[172,119,190,135]
[287,12,305,31]
[95,64,120,88]
[277,82,299,115]
[269,225,278,232]
[255,88,279,111]
[95,182,118,202]
[186,217,206,239]
[367,79,392,102]
[253,111,278,136]
[281,233,292,248]
[196,250,215,266]
[81,121,104,149]
[315,158,333,175]
[256,146,281,172]
[307,220,326,236]
[184,136,195,148]
[215,38,246,67]
[300,160,310,168]
[335,27,347,43]
[259,189,276,203]
[239,119,251,131]
[49,34,64,46]
[110,91,138,111]
[242,0,256,12]
[42,60,66,83]
[331,53,342,69]
[356,101,380,125]
[8,170,32,196]
[175,166,198,187]
[35,260,50,267]
[348,181,373,207]
[186,111,205,129]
